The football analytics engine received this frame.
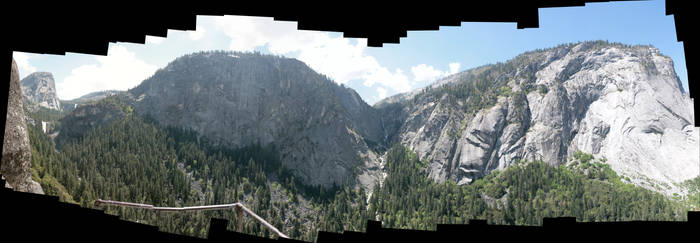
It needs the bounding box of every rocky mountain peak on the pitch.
[127,50,383,190]
[21,71,62,111]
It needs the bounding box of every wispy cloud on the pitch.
[146,35,166,45]
[213,16,414,93]
[411,62,461,84]
[57,45,157,100]
[12,52,38,79]
[377,87,388,100]
[22,15,462,104]
[188,25,206,40]
[448,63,461,75]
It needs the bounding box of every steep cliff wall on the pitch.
[2,59,44,194]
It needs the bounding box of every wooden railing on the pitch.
[94,199,289,239]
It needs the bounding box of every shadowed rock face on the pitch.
[128,52,383,190]
[377,41,698,194]
[21,72,61,112]
[2,59,44,194]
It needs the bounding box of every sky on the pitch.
[12,0,687,105]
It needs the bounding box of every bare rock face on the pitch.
[21,72,62,112]
[129,51,383,190]
[2,59,44,194]
[377,41,698,195]
[523,43,698,194]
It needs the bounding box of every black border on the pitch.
[3,1,698,242]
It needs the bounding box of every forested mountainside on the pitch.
[27,100,697,240]
[128,51,383,191]
[16,41,700,241]
[28,97,368,240]
[367,145,692,229]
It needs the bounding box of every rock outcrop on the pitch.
[21,72,62,111]
[60,90,125,113]
[377,41,698,194]
[2,59,44,194]
[55,96,130,148]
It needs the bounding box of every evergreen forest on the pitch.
[26,97,700,242]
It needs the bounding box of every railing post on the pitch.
[237,204,243,232]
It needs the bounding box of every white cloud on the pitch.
[376,87,388,100]
[188,25,206,40]
[411,64,445,84]
[410,62,462,84]
[448,62,461,75]
[12,52,37,79]
[362,67,412,92]
[213,15,413,93]
[57,45,158,100]
[146,35,166,45]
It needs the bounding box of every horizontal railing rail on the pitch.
[94,199,289,239]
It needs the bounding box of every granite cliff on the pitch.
[2,59,44,194]
[127,51,383,191]
[21,72,61,112]
[376,41,698,195]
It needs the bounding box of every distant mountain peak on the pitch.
[21,71,61,112]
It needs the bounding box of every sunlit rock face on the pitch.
[377,41,698,194]
[21,72,62,112]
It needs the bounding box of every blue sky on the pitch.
[13,0,687,105]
